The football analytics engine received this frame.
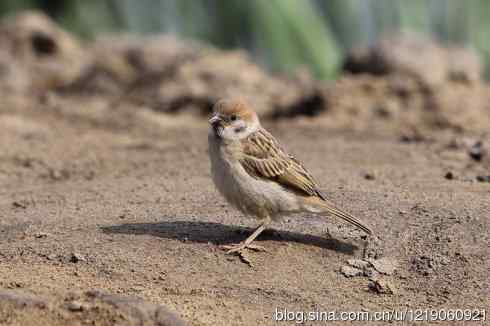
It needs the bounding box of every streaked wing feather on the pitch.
[240,129,325,199]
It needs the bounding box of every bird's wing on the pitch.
[240,128,373,235]
[240,129,326,200]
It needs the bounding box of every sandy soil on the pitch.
[0,96,489,325]
[0,11,489,325]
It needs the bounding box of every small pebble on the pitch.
[46,254,57,261]
[66,301,85,312]
[12,201,27,209]
[70,253,86,263]
[34,232,49,238]
[368,278,394,294]
[469,141,484,161]
[444,171,454,180]
[363,173,375,180]
[476,175,490,183]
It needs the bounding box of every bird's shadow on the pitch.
[101,219,359,255]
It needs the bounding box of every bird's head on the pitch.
[209,98,260,141]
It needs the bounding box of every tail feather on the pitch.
[320,200,373,235]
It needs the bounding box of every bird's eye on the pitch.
[230,114,237,122]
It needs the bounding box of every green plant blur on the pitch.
[1,0,489,79]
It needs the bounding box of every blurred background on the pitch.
[1,0,489,79]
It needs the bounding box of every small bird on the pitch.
[208,98,372,253]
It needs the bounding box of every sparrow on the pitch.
[208,98,372,254]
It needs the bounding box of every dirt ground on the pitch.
[1,93,489,326]
[0,11,489,326]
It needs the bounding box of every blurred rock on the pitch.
[65,35,199,94]
[86,290,186,326]
[0,289,186,326]
[447,46,483,84]
[64,35,314,117]
[0,11,90,93]
[344,35,444,87]
[147,50,309,116]
[343,34,482,88]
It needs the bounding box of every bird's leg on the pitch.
[222,222,269,254]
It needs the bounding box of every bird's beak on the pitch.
[208,114,221,126]
[209,114,224,138]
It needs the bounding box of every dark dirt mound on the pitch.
[276,35,490,133]
[2,12,489,134]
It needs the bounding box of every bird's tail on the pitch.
[305,197,373,235]
[322,201,372,235]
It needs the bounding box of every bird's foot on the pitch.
[220,242,267,254]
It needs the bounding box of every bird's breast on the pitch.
[208,134,300,219]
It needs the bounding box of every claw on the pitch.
[220,243,267,254]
